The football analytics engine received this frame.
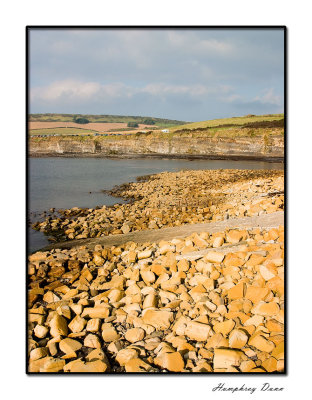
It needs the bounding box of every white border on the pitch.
[1,0,310,398]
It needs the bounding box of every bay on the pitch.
[28,157,283,252]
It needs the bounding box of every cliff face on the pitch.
[28,135,284,161]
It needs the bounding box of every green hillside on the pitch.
[171,114,284,132]
[29,113,187,127]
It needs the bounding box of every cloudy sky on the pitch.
[29,28,284,121]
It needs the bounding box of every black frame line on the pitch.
[26,25,287,376]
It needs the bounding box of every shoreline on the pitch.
[31,169,284,247]
[28,152,284,163]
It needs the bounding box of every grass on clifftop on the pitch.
[171,114,284,132]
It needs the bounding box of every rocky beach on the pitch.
[32,169,284,243]
[28,168,284,373]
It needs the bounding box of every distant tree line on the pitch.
[127,122,139,128]
[73,116,90,124]
[143,119,155,125]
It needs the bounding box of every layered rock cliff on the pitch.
[29,135,284,161]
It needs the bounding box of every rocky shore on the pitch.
[28,168,284,373]
[32,169,284,244]
[28,225,284,373]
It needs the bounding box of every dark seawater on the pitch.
[28,157,283,252]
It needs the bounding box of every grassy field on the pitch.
[28,113,284,139]
[171,114,284,132]
[29,127,97,136]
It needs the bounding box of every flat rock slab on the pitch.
[38,211,284,252]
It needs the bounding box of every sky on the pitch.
[29,28,284,122]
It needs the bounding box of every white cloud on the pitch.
[31,80,101,101]
[254,88,282,105]
[220,94,242,103]
[168,31,233,55]
[31,80,229,104]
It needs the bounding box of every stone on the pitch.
[204,252,225,264]
[213,349,244,369]
[277,359,284,372]
[43,291,61,304]
[240,360,257,372]
[223,254,245,268]
[159,244,176,254]
[29,347,49,361]
[68,315,87,333]
[127,251,137,263]
[81,305,110,319]
[244,314,264,327]
[154,351,185,372]
[192,234,208,248]
[151,264,167,275]
[206,333,228,349]
[121,224,130,234]
[226,230,245,244]
[228,329,248,349]
[138,250,152,260]
[142,309,173,330]
[116,348,139,366]
[125,328,145,343]
[271,341,284,360]
[193,360,213,372]
[59,338,82,354]
[108,289,124,303]
[227,282,245,300]
[29,356,52,372]
[86,349,110,364]
[84,333,102,348]
[63,289,79,300]
[125,358,152,372]
[70,304,83,315]
[260,265,277,281]
[86,318,101,332]
[213,319,235,336]
[49,314,68,337]
[266,319,283,333]
[262,357,278,372]
[64,359,109,372]
[248,333,275,353]
[102,324,120,342]
[40,358,65,372]
[245,286,269,303]
[251,301,280,316]
[213,236,224,248]
[172,316,189,336]
[185,321,211,341]
[141,270,156,284]
[143,294,158,309]
[245,254,266,267]
[34,325,49,339]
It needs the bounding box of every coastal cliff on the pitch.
[28,135,284,161]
